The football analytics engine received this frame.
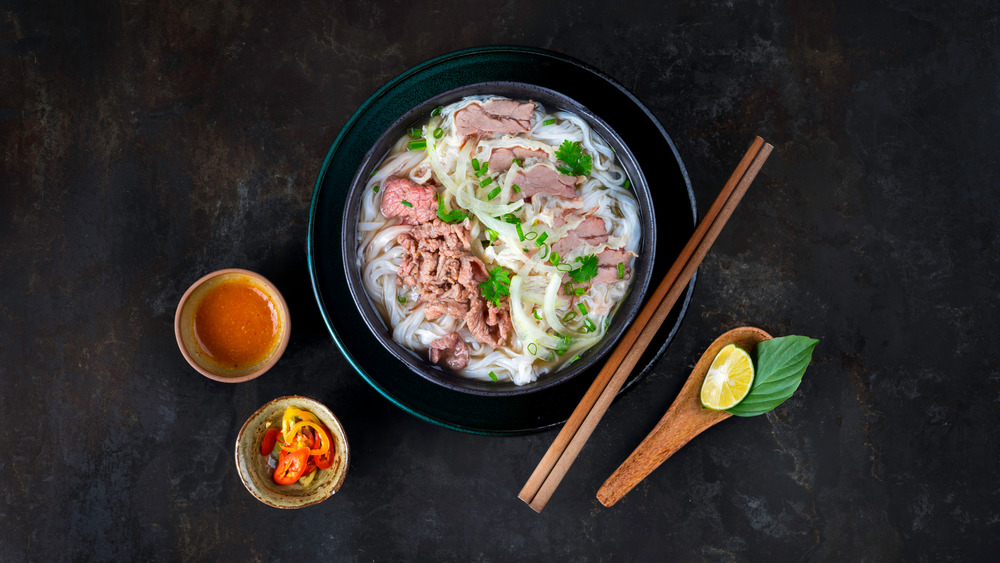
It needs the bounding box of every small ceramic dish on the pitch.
[235,395,350,509]
[175,268,291,383]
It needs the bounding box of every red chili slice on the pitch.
[273,448,309,485]
[260,428,279,456]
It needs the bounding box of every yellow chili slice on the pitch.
[284,420,330,457]
[280,406,319,443]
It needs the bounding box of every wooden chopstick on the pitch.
[518,137,773,513]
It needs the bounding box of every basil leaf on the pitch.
[726,335,819,417]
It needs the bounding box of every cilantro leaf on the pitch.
[479,267,511,307]
[437,195,468,224]
[554,140,593,177]
[568,254,599,283]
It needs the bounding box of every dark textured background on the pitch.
[2,0,998,560]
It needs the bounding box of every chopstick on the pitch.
[518,136,773,513]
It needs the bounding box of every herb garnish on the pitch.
[568,254,599,283]
[554,140,593,176]
[479,267,511,307]
[437,196,467,223]
[726,336,819,417]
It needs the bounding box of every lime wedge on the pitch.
[700,344,755,410]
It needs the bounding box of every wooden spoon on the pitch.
[596,326,773,507]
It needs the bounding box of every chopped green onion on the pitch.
[487,228,498,242]
[549,252,561,266]
[562,312,577,322]
[430,106,442,117]
[369,168,379,177]
[433,127,444,139]
[564,281,574,294]
[578,303,588,315]
[512,184,521,193]
[582,318,596,332]
[515,222,525,241]
[503,213,520,224]
[512,158,522,167]
[400,200,413,208]
[573,287,586,296]
[569,355,581,363]
[471,158,480,171]
[543,118,556,126]
[480,177,493,188]
[556,263,572,272]
[408,127,421,138]
[373,185,380,193]
[528,342,538,355]
[397,295,406,303]
[538,243,549,259]
[618,262,625,279]
[554,335,573,355]
[623,179,631,190]
[488,371,498,382]
[488,185,502,200]
[533,308,543,320]
[523,231,538,240]
[535,232,548,246]
[408,139,426,150]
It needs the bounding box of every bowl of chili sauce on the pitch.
[175,268,291,382]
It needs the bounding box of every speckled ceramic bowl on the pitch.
[341,82,657,396]
[235,395,349,509]
[175,268,291,383]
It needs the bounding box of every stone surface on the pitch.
[2,0,998,560]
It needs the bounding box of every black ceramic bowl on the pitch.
[341,82,657,396]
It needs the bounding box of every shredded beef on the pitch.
[396,219,513,349]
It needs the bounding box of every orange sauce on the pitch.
[193,278,279,369]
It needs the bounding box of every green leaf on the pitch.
[437,195,468,224]
[554,140,593,176]
[568,254,598,283]
[726,335,819,417]
[478,267,511,307]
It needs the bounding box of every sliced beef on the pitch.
[429,332,469,370]
[551,216,609,255]
[593,248,633,284]
[510,164,578,201]
[454,99,535,140]
[380,176,438,225]
[487,146,548,172]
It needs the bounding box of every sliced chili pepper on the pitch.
[281,407,319,443]
[260,427,279,456]
[273,447,309,485]
[312,425,335,469]
[286,420,330,457]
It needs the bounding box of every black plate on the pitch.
[308,46,695,435]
